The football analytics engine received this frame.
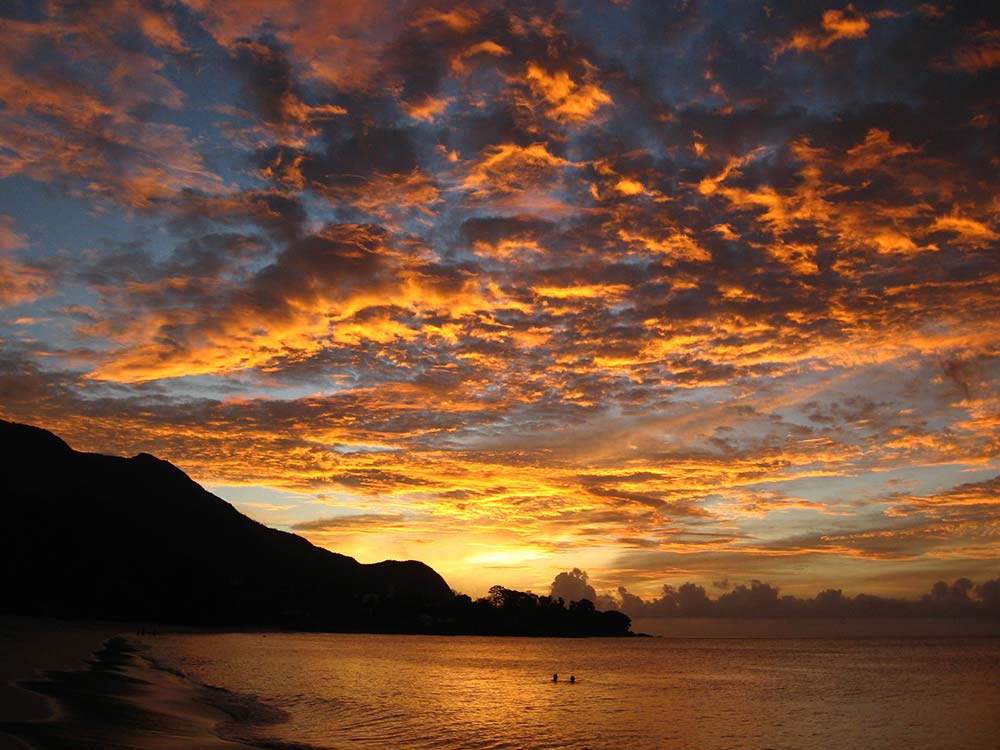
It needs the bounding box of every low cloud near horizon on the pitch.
[547,569,1000,620]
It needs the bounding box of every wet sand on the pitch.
[0,618,261,750]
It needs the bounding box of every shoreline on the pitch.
[0,617,128,750]
[0,618,272,750]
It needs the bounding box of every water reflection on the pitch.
[150,633,1000,750]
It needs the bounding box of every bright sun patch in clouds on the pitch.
[0,0,998,600]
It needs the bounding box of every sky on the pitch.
[0,0,997,601]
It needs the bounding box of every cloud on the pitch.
[843,129,918,172]
[1,0,998,599]
[0,215,51,308]
[524,63,612,124]
[231,36,347,142]
[550,568,598,603]
[600,575,1000,619]
[937,24,1000,73]
[178,0,414,90]
[292,513,407,532]
[776,5,871,56]
[85,222,417,381]
[0,6,220,207]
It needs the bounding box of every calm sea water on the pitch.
[147,632,1000,750]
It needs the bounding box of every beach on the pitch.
[0,617,262,750]
[0,617,122,749]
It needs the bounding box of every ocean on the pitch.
[138,632,1000,750]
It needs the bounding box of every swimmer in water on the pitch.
[552,673,558,682]
[570,675,575,684]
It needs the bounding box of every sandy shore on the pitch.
[0,618,261,750]
[0,617,127,749]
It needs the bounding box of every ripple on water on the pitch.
[140,633,1000,750]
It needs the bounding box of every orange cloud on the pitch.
[403,95,452,122]
[0,215,50,308]
[696,147,768,195]
[524,63,612,123]
[929,210,1000,248]
[316,171,442,226]
[843,129,918,172]
[533,284,631,300]
[0,13,220,207]
[703,135,978,259]
[0,215,24,252]
[777,5,871,55]
[618,228,712,263]
[939,25,1000,73]
[615,178,646,195]
[178,0,406,90]
[83,222,539,382]
[451,40,511,73]
[459,143,575,211]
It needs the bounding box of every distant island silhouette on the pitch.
[0,420,633,637]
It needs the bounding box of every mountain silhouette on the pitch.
[0,420,452,630]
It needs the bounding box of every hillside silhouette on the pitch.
[0,419,452,630]
[0,420,632,636]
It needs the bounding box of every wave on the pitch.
[139,642,334,750]
[200,682,292,726]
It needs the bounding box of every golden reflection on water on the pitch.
[150,633,1000,750]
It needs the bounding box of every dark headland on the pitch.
[0,420,632,637]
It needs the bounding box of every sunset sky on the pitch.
[1,0,997,600]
